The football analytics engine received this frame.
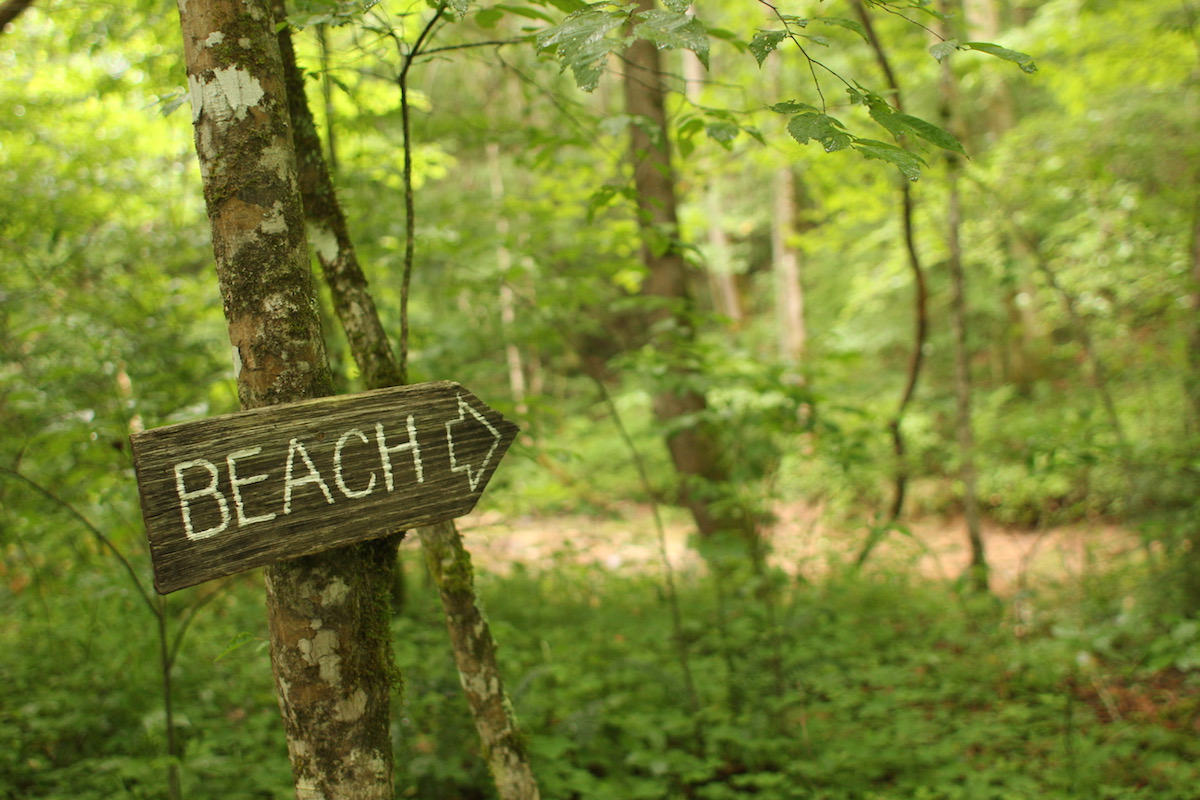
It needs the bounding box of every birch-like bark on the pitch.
[274,13,539,798]
[771,166,806,366]
[176,2,395,797]
[486,142,530,417]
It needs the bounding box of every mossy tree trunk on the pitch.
[176,1,396,797]
[272,10,540,798]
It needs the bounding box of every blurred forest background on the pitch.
[2,0,1200,797]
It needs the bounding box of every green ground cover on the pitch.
[3,543,1197,799]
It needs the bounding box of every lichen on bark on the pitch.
[175,1,398,797]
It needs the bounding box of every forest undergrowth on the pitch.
[4,507,1198,800]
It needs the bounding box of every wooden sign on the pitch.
[131,381,519,594]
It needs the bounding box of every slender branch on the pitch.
[278,9,541,795]
[0,465,156,614]
[420,37,523,56]
[849,0,928,567]
[157,597,183,800]
[756,0,861,110]
[398,4,447,383]
[516,284,701,715]
[861,0,946,41]
[590,373,700,714]
[167,582,229,670]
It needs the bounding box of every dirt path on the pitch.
[416,502,1138,594]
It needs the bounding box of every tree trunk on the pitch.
[0,0,35,33]
[422,521,542,799]
[940,0,988,593]
[487,142,530,418]
[772,166,806,366]
[175,1,396,797]
[683,51,743,327]
[623,0,758,554]
[273,13,540,798]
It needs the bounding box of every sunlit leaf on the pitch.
[537,5,629,91]
[813,16,868,41]
[963,41,1037,73]
[929,39,958,61]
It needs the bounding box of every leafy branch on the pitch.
[754,0,862,111]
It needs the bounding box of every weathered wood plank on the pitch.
[131,381,518,593]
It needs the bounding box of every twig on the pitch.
[0,465,155,614]
[397,3,447,383]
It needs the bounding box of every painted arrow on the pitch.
[130,381,519,594]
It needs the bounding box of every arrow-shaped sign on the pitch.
[130,381,519,594]
[447,393,504,492]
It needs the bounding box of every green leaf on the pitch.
[537,5,629,91]
[892,112,965,155]
[215,631,259,663]
[813,16,868,41]
[852,138,926,180]
[705,121,740,147]
[440,0,474,19]
[787,112,852,152]
[634,9,710,69]
[586,184,631,221]
[705,26,738,42]
[495,3,557,22]
[475,7,504,27]
[963,41,1037,73]
[801,34,831,47]
[676,116,704,158]
[770,100,816,115]
[865,95,907,138]
[677,116,705,138]
[929,39,958,62]
[661,0,690,12]
[749,30,788,67]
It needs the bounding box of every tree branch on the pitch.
[0,0,36,34]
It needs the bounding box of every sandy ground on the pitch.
[407,502,1139,594]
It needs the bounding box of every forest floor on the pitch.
[433,502,1138,594]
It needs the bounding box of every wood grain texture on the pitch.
[131,381,518,593]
